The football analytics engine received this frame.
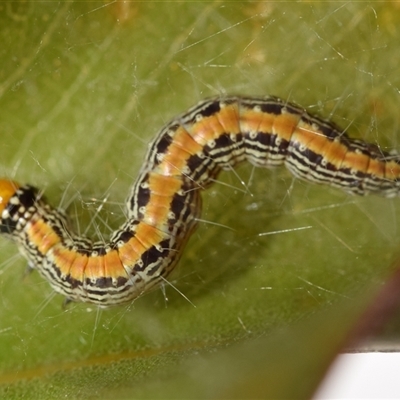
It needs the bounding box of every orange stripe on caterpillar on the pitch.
[1,95,400,306]
[0,180,20,215]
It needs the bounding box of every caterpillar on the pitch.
[1,95,399,306]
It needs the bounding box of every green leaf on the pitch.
[1,1,400,398]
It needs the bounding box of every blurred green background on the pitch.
[1,1,400,398]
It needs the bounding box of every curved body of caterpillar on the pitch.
[1,95,399,305]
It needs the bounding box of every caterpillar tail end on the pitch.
[0,179,20,214]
